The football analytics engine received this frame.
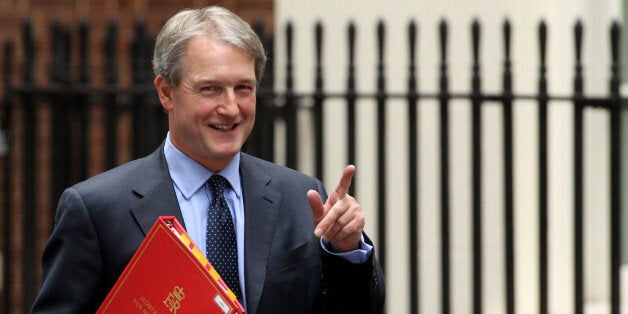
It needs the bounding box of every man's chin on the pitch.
[211,146,242,159]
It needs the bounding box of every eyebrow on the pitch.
[194,78,257,86]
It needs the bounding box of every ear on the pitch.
[154,75,174,111]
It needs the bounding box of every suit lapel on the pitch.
[127,149,280,312]
[129,145,184,234]
[240,154,282,314]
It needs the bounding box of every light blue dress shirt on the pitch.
[163,133,372,308]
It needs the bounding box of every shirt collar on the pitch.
[164,133,242,200]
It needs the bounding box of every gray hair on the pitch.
[152,6,267,86]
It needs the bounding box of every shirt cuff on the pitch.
[319,234,373,264]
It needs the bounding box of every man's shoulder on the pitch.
[240,152,317,183]
[73,146,166,194]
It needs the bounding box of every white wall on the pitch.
[274,1,621,313]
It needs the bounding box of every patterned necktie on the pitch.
[206,175,242,301]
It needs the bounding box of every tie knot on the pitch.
[208,175,229,197]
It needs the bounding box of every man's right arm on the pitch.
[30,188,107,313]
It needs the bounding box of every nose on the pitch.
[217,89,239,116]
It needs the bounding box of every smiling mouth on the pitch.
[211,124,236,132]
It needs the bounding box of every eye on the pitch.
[235,85,254,93]
[200,86,214,93]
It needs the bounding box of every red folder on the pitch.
[97,216,245,314]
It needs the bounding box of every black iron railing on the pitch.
[0,17,625,314]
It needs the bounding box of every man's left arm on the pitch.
[307,165,385,313]
[320,233,385,313]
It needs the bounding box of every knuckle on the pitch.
[336,215,350,226]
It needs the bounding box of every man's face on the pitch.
[155,36,257,172]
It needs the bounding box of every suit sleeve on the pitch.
[30,188,107,313]
[314,180,386,313]
[321,233,385,313]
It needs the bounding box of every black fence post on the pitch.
[375,20,387,274]
[21,18,38,312]
[346,22,357,188]
[284,22,297,169]
[537,20,549,314]
[50,21,74,229]
[609,21,622,314]
[248,21,275,163]
[131,19,160,158]
[572,19,585,314]
[104,20,119,170]
[407,19,420,314]
[438,19,451,314]
[78,19,90,180]
[502,18,515,314]
[313,22,324,181]
[470,19,483,314]
[2,40,14,314]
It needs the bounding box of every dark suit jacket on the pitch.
[31,144,385,313]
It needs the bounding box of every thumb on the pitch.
[307,190,326,225]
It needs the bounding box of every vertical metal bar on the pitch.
[346,22,357,195]
[284,22,297,169]
[438,19,451,314]
[537,21,549,314]
[608,21,622,314]
[572,20,585,314]
[130,19,143,158]
[104,20,118,169]
[502,19,516,314]
[470,19,483,314]
[407,20,420,314]
[78,19,90,180]
[313,22,324,181]
[21,18,38,311]
[2,40,14,314]
[376,20,387,273]
[131,19,157,158]
[51,21,72,228]
[263,24,276,164]
[250,21,276,163]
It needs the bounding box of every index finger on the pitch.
[332,165,356,200]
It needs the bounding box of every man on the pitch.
[31,6,384,313]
